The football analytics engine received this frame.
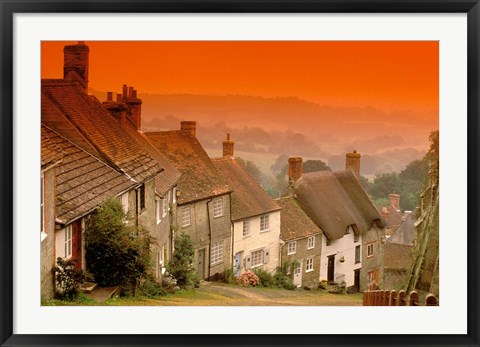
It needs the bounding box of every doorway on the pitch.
[197,249,205,280]
[234,252,242,276]
[327,255,335,283]
[293,262,302,287]
[71,219,82,270]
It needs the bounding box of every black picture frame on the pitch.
[1,1,479,346]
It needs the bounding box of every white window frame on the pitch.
[367,243,374,258]
[260,214,270,232]
[181,206,191,227]
[213,198,223,218]
[305,257,314,272]
[64,225,72,259]
[210,241,224,265]
[287,241,296,255]
[162,195,168,218]
[242,220,250,237]
[155,198,161,224]
[251,249,264,268]
[307,236,315,249]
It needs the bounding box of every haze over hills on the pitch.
[91,90,435,176]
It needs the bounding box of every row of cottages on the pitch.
[40,41,180,300]
[145,123,233,280]
[287,155,386,291]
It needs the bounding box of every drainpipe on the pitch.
[206,198,213,280]
[135,188,139,227]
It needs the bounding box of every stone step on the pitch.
[80,281,98,294]
[84,286,120,303]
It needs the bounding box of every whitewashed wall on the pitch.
[232,210,281,273]
[319,225,362,286]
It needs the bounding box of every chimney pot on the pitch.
[122,84,128,98]
[116,94,123,103]
[107,92,113,101]
[388,192,400,209]
[288,157,303,183]
[180,121,196,137]
[128,86,134,98]
[223,133,235,157]
[132,89,137,98]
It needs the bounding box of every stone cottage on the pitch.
[40,41,179,298]
[290,155,385,291]
[212,134,281,276]
[146,122,233,280]
[275,194,322,289]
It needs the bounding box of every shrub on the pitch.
[272,260,298,290]
[137,277,168,298]
[167,233,199,289]
[235,271,259,287]
[224,267,235,284]
[84,198,153,290]
[54,257,84,300]
[252,268,274,287]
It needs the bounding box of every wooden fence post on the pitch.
[374,290,380,306]
[409,291,420,306]
[379,290,384,306]
[425,294,438,306]
[390,290,398,306]
[399,290,407,306]
[385,290,391,306]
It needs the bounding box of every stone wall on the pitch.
[41,168,56,301]
[361,226,385,291]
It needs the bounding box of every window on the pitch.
[242,220,250,237]
[162,196,168,217]
[155,198,161,224]
[139,184,146,210]
[251,249,264,267]
[355,245,361,264]
[287,241,296,255]
[64,225,72,258]
[305,257,314,272]
[367,243,374,258]
[260,215,270,232]
[213,198,223,218]
[326,238,332,246]
[354,233,360,243]
[307,236,315,249]
[40,175,44,234]
[210,242,224,265]
[181,207,191,227]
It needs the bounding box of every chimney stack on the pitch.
[388,192,400,210]
[223,133,235,157]
[288,157,303,184]
[63,41,89,93]
[345,150,361,178]
[180,121,196,137]
[122,84,128,98]
[107,92,113,101]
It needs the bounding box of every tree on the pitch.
[167,233,199,289]
[302,160,331,173]
[84,198,153,290]
[368,173,401,199]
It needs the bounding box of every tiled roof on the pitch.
[42,125,135,224]
[212,157,280,221]
[42,80,162,183]
[123,121,181,196]
[275,196,322,241]
[378,204,404,230]
[294,170,384,240]
[145,131,231,204]
[387,211,417,246]
[41,124,65,169]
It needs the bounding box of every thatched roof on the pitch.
[294,170,384,240]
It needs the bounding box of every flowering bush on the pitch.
[235,271,259,287]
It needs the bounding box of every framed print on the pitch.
[1,1,479,347]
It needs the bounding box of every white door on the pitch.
[293,262,302,287]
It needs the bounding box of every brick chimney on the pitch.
[180,121,196,137]
[63,41,89,93]
[102,91,127,128]
[345,150,361,178]
[388,192,400,209]
[124,85,142,129]
[288,157,303,184]
[223,133,235,157]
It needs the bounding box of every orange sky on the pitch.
[41,41,438,115]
